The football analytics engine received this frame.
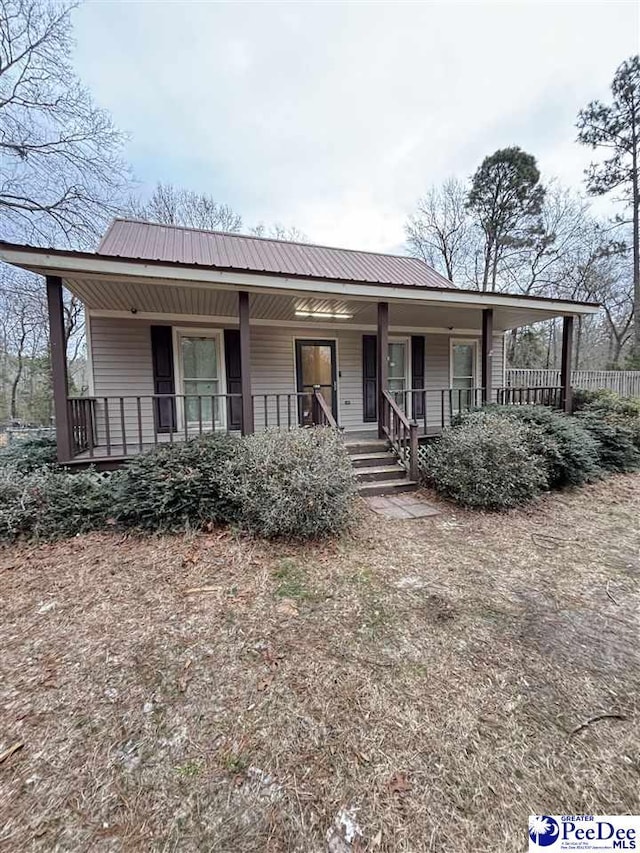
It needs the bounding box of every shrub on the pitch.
[221,427,356,539]
[110,433,240,532]
[572,388,640,417]
[454,405,601,489]
[0,467,111,541]
[0,435,57,473]
[572,389,640,450]
[420,415,547,510]
[575,414,640,473]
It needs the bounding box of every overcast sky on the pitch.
[73,0,638,252]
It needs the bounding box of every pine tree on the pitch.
[577,55,640,364]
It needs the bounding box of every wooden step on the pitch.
[355,465,406,483]
[350,451,396,468]
[345,440,388,455]
[357,479,419,497]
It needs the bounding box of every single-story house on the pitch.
[0,219,599,493]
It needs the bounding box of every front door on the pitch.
[295,339,338,426]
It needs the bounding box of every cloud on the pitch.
[72,0,638,250]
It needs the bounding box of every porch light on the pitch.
[294,310,353,320]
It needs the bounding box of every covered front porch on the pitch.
[42,273,578,467]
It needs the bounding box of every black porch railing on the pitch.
[390,386,564,435]
[66,386,564,461]
[68,397,96,456]
[66,390,342,460]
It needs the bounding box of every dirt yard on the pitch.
[1,476,639,852]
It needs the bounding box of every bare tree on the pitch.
[405,178,471,283]
[130,182,243,232]
[249,222,308,242]
[0,267,47,419]
[0,0,129,248]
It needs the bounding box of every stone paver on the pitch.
[364,493,441,520]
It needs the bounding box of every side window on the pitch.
[451,341,477,410]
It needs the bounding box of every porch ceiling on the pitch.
[65,275,569,332]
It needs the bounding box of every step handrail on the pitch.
[312,387,340,430]
[381,390,418,481]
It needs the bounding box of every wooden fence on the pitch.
[506,369,640,398]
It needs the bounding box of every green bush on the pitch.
[0,467,111,541]
[0,435,57,473]
[110,433,240,532]
[454,405,601,489]
[420,415,547,510]
[221,427,356,539]
[572,388,640,416]
[572,389,640,450]
[575,414,640,473]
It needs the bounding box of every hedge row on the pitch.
[420,397,640,510]
[0,428,356,542]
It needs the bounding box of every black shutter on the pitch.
[224,329,242,430]
[411,335,425,419]
[151,325,176,432]
[363,334,377,422]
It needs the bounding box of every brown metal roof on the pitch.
[97,218,452,288]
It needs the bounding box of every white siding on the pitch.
[88,316,506,439]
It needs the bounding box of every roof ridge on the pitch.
[107,217,430,266]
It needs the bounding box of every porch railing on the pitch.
[390,386,564,433]
[67,393,242,459]
[66,385,563,461]
[312,387,340,429]
[251,392,328,430]
[67,391,341,459]
[68,397,96,455]
[381,390,418,481]
[496,386,563,407]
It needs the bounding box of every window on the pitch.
[388,342,407,396]
[179,333,223,425]
[451,340,477,410]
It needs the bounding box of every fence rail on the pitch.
[507,369,640,398]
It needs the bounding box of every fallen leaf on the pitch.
[388,772,412,795]
[371,829,383,847]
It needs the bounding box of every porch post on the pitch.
[377,301,389,439]
[238,290,253,434]
[560,315,574,414]
[481,308,493,404]
[46,275,72,462]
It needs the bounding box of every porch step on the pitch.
[355,464,406,483]
[345,440,388,456]
[357,479,419,497]
[345,435,419,497]
[350,451,396,468]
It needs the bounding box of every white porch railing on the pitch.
[506,369,640,398]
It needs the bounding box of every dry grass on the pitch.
[1,476,639,852]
